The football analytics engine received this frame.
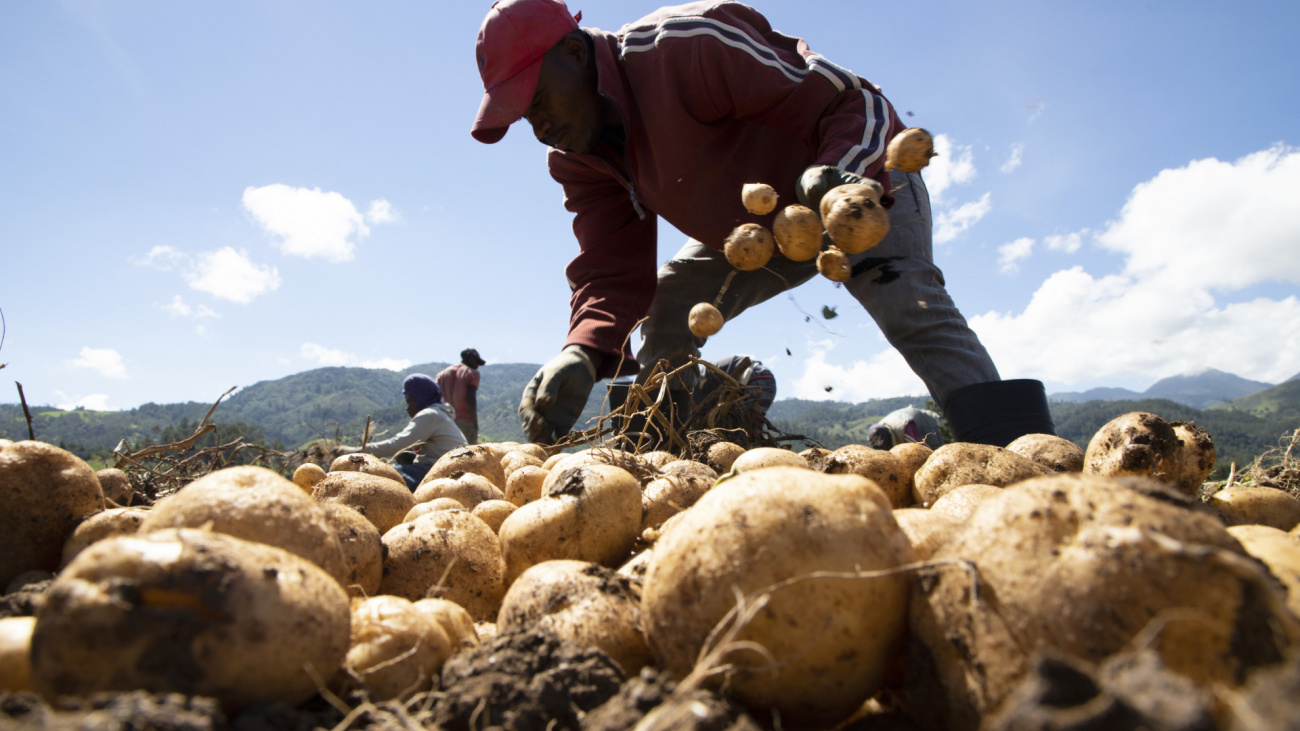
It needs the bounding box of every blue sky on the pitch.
[3,0,1298,412]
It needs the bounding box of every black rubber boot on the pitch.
[942,379,1056,447]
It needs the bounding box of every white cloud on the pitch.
[54,391,111,411]
[136,245,187,270]
[789,339,926,402]
[366,199,399,224]
[970,145,1300,386]
[195,304,220,318]
[925,134,977,202]
[185,247,281,303]
[934,192,992,244]
[998,237,1036,273]
[1001,142,1024,173]
[1044,230,1087,253]
[243,184,392,262]
[301,343,410,371]
[161,295,191,317]
[67,347,127,379]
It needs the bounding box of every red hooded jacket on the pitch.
[549,1,905,378]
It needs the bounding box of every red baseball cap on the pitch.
[472,0,582,144]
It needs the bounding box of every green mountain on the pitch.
[1209,378,1300,421]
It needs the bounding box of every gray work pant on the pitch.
[634,170,999,406]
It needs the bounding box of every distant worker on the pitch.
[867,406,944,450]
[693,355,777,417]
[436,348,485,444]
[338,374,466,490]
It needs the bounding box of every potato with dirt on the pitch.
[723,223,775,271]
[1,440,105,588]
[820,183,890,254]
[907,473,1299,731]
[891,441,933,498]
[824,444,911,508]
[643,467,916,727]
[472,499,517,533]
[740,182,779,215]
[912,442,1046,505]
[772,204,823,261]
[421,445,506,491]
[498,464,642,585]
[30,528,350,711]
[816,246,851,282]
[329,452,405,486]
[498,559,651,676]
[381,509,506,621]
[1084,411,1183,487]
[60,507,149,568]
[505,465,548,506]
[1006,433,1084,473]
[1227,524,1300,618]
[335,595,452,702]
[413,598,479,654]
[413,472,504,509]
[94,467,133,506]
[140,465,348,586]
[313,470,416,535]
[1210,485,1300,530]
[641,460,717,530]
[321,502,383,598]
[885,127,937,172]
[730,446,809,473]
[705,441,745,473]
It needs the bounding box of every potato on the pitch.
[723,223,775,271]
[740,182,778,215]
[405,497,467,523]
[141,465,348,586]
[617,548,653,584]
[329,452,405,486]
[1,440,105,587]
[1210,486,1300,530]
[541,448,643,496]
[643,467,916,726]
[730,446,809,473]
[824,444,911,508]
[0,616,35,691]
[499,464,642,585]
[60,507,149,568]
[799,446,834,472]
[505,465,548,507]
[1172,421,1217,493]
[336,595,452,702]
[912,442,1046,506]
[498,560,651,675]
[472,499,517,533]
[885,127,936,173]
[1005,433,1084,473]
[413,473,503,509]
[907,473,1298,731]
[313,471,416,536]
[1084,411,1182,487]
[642,461,717,530]
[892,507,962,561]
[321,502,382,598]
[772,204,822,261]
[705,442,745,473]
[380,510,506,621]
[31,528,350,710]
[817,246,851,282]
[822,189,889,254]
[293,462,327,493]
[421,445,506,491]
[1227,525,1300,618]
[95,467,133,506]
[500,450,544,478]
[688,302,724,338]
[891,441,933,498]
[412,598,479,653]
[510,443,549,462]
[928,484,1002,522]
[640,450,677,470]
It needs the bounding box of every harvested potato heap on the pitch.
[380,509,506,621]
[912,442,1047,505]
[1,440,105,588]
[312,470,414,536]
[30,528,351,711]
[643,467,916,727]
[907,473,1299,731]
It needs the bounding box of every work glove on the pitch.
[795,165,869,212]
[519,345,598,444]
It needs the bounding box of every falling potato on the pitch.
[820,185,890,254]
[885,127,937,172]
[741,182,779,215]
[817,247,851,282]
[688,302,724,338]
[723,223,775,271]
[772,204,822,261]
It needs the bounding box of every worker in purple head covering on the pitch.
[337,373,467,489]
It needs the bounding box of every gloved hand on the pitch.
[334,444,362,457]
[519,345,598,443]
[795,165,868,212]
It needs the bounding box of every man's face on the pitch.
[524,35,604,154]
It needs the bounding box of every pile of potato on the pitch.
[3,410,1300,729]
